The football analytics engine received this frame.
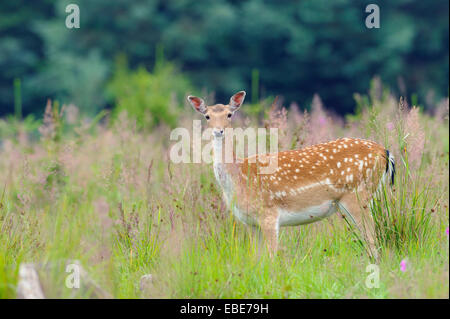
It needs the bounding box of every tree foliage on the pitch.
[0,0,448,116]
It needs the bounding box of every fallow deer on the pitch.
[187,91,395,259]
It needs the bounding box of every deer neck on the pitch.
[212,135,241,202]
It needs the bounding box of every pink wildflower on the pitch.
[400,259,407,272]
[405,106,425,168]
[318,116,327,126]
[386,122,394,131]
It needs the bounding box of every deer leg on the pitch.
[259,211,279,257]
[339,192,379,261]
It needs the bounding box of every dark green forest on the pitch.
[0,0,448,117]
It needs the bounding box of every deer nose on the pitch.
[212,128,224,138]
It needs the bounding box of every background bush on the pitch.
[107,55,193,129]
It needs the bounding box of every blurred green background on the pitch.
[0,0,448,118]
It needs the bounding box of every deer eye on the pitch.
[227,113,232,118]
[205,115,210,120]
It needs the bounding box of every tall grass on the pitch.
[0,82,448,298]
[359,91,448,255]
[371,151,438,253]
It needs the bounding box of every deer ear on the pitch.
[229,91,246,111]
[187,96,207,114]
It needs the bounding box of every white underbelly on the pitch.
[278,200,336,226]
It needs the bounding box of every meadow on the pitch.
[0,81,448,298]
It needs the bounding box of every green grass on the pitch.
[0,91,448,299]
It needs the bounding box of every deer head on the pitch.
[187,91,246,138]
